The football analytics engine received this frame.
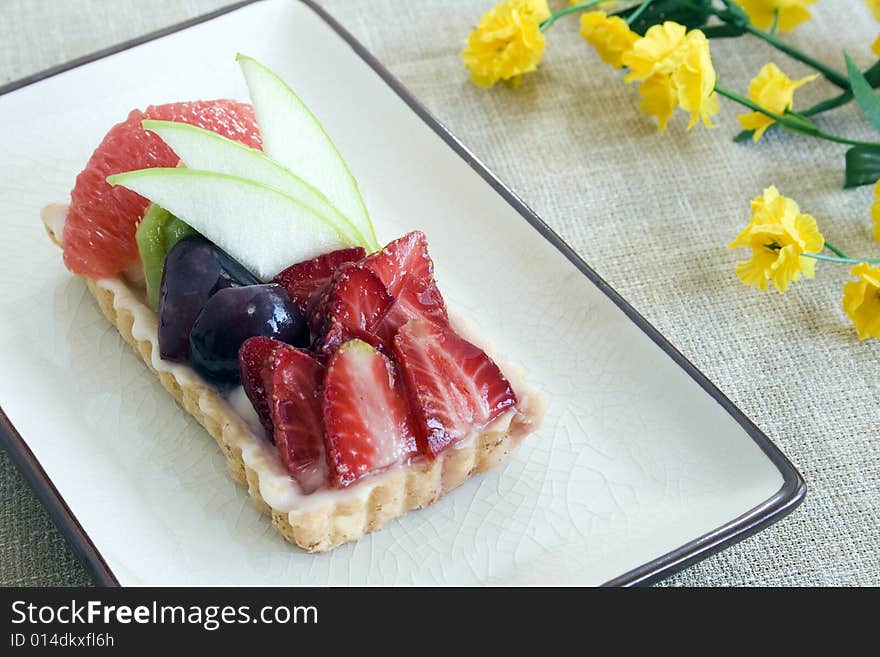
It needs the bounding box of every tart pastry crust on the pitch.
[43,205,543,552]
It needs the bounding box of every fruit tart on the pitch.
[41,55,543,551]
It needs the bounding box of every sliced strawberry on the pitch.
[319,321,385,358]
[362,231,434,297]
[272,247,365,315]
[373,276,449,349]
[314,263,393,342]
[393,320,517,457]
[238,336,286,438]
[323,339,417,487]
[269,347,327,493]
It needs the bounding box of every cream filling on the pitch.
[43,203,543,513]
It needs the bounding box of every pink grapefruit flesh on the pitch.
[63,100,262,279]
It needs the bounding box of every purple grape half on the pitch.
[189,284,309,383]
[158,235,259,362]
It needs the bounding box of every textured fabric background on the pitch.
[1,0,878,586]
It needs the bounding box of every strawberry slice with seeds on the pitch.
[315,263,393,343]
[320,321,385,358]
[323,339,417,487]
[393,320,517,457]
[272,246,365,315]
[269,347,327,493]
[362,231,435,297]
[373,276,449,349]
[238,336,286,438]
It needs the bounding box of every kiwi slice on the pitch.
[136,204,198,311]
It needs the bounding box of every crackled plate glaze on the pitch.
[0,0,803,586]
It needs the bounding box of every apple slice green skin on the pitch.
[237,53,379,251]
[141,119,368,248]
[108,168,351,282]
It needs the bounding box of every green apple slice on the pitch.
[237,54,379,251]
[141,119,368,247]
[107,168,350,281]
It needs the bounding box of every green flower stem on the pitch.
[733,89,854,143]
[740,23,850,90]
[714,84,879,148]
[769,8,779,36]
[625,0,656,26]
[713,0,849,89]
[823,241,850,259]
[802,92,855,116]
[735,60,880,142]
[540,0,605,31]
[803,252,880,265]
[801,242,880,265]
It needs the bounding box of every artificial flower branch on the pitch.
[729,186,880,339]
[714,84,880,148]
[734,60,880,143]
[711,0,850,89]
[764,242,880,266]
[739,23,849,89]
[462,1,880,339]
[806,240,880,265]
[544,0,853,93]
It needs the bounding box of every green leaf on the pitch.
[614,0,713,35]
[713,0,750,28]
[862,59,880,88]
[845,53,880,134]
[782,110,820,132]
[844,145,880,188]
[701,24,747,38]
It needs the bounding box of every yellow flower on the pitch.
[462,0,552,88]
[729,186,824,291]
[621,22,719,130]
[579,12,639,69]
[737,63,818,141]
[843,263,880,339]
[622,21,688,83]
[873,34,880,57]
[871,181,880,242]
[674,31,720,129]
[638,73,678,130]
[733,1,816,32]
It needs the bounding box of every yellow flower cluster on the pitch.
[621,22,719,130]
[728,186,823,292]
[843,263,880,340]
[731,188,880,339]
[733,0,816,32]
[462,3,880,340]
[738,63,817,141]
[579,11,638,69]
[462,0,551,88]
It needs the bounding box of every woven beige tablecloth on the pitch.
[1,0,878,586]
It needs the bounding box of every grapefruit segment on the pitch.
[62,100,261,279]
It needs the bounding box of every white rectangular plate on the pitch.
[0,0,803,586]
